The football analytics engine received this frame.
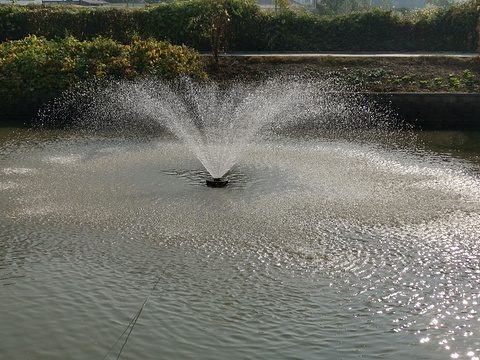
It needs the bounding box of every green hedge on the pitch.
[410,1,479,51]
[0,5,146,43]
[0,35,206,104]
[0,0,478,52]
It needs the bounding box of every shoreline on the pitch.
[2,54,479,129]
[204,54,480,92]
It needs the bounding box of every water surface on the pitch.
[1,128,479,360]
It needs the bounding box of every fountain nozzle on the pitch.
[206,177,229,188]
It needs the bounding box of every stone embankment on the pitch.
[2,92,479,129]
[370,93,480,129]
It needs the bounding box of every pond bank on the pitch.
[205,55,480,93]
[204,55,480,129]
[2,53,480,129]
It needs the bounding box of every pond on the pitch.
[1,126,479,360]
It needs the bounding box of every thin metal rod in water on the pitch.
[102,266,168,360]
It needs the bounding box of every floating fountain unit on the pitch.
[206,177,229,188]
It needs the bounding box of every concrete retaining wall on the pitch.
[1,92,480,129]
[368,93,480,129]
[0,94,58,127]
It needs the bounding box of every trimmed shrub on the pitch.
[0,5,143,43]
[0,0,478,52]
[411,1,479,51]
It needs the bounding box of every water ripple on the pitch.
[1,130,479,359]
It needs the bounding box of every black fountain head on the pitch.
[206,177,229,188]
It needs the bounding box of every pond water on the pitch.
[1,127,479,360]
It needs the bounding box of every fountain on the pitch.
[1,76,479,360]
[38,76,403,186]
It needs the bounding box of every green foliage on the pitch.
[463,69,475,86]
[425,0,455,7]
[189,0,231,63]
[326,63,479,93]
[144,2,199,48]
[274,0,290,12]
[135,0,262,53]
[316,0,370,15]
[317,0,346,15]
[0,5,145,43]
[402,73,417,82]
[0,35,206,104]
[402,4,441,21]
[410,0,479,51]
[448,73,461,90]
[261,10,318,51]
[0,0,478,53]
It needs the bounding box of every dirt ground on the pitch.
[204,55,480,93]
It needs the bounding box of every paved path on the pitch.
[219,51,478,58]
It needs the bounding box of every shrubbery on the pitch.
[0,0,478,52]
[409,1,479,51]
[0,35,206,104]
[0,5,144,44]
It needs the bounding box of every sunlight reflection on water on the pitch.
[0,128,479,360]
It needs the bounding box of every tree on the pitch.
[191,0,231,64]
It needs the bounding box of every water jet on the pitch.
[38,75,402,181]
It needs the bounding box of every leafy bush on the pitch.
[0,0,477,52]
[0,35,206,104]
[410,0,479,51]
[314,9,414,51]
[0,5,144,43]
[463,69,475,86]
